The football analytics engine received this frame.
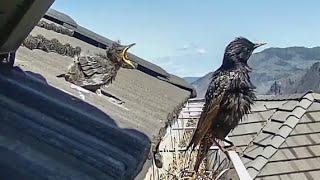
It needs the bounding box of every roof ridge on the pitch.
[246,92,315,178]
[241,101,288,154]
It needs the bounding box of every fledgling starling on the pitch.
[59,43,136,94]
[187,37,266,171]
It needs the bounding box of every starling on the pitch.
[60,43,136,94]
[187,37,266,171]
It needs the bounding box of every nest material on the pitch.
[37,20,74,37]
[22,34,81,58]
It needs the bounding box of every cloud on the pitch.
[197,48,207,54]
[177,43,196,51]
[177,42,207,55]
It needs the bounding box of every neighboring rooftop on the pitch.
[227,91,320,179]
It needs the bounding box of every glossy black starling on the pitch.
[61,43,136,94]
[187,37,266,171]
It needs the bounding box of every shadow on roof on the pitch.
[0,67,150,180]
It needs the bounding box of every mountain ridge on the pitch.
[192,46,320,97]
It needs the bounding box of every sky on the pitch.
[52,1,320,77]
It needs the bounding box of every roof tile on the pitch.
[244,146,265,159]
[252,133,273,147]
[312,93,320,101]
[299,98,313,110]
[292,106,307,119]
[277,125,293,139]
[283,116,300,129]
[260,146,277,159]
[247,156,268,171]
[306,102,320,112]
[269,136,285,149]
[278,100,299,111]
[271,110,289,123]
[263,101,287,110]
[303,93,315,102]
[251,101,268,112]
[263,121,282,134]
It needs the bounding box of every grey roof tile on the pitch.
[276,125,292,139]
[312,93,320,101]
[242,112,265,123]
[281,133,320,148]
[244,146,265,159]
[282,116,300,129]
[228,134,256,147]
[256,94,303,101]
[247,156,268,171]
[260,146,277,159]
[300,112,319,123]
[257,110,277,121]
[308,170,320,179]
[278,100,299,111]
[271,110,289,123]
[302,93,315,102]
[269,135,285,149]
[292,106,307,119]
[252,133,273,146]
[263,101,287,110]
[230,122,264,137]
[271,145,320,162]
[247,168,259,179]
[251,101,268,112]
[258,175,290,180]
[258,157,320,177]
[299,98,313,110]
[306,102,320,112]
[292,122,320,135]
[263,121,282,134]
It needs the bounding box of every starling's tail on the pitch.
[193,133,215,172]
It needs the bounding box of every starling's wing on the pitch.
[78,56,109,76]
[187,73,225,151]
[77,56,117,87]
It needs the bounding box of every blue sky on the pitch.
[52,1,320,77]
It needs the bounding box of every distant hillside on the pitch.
[191,72,213,97]
[183,77,199,84]
[193,47,320,97]
[281,62,320,94]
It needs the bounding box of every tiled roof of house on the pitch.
[228,91,320,179]
[0,9,193,179]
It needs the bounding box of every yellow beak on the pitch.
[122,43,136,68]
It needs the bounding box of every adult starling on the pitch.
[187,37,266,171]
[60,43,136,94]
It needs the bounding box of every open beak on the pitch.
[122,43,136,68]
[254,42,267,49]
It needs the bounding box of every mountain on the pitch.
[282,62,320,94]
[192,47,320,97]
[191,72,213,98]
[183,77,200,84]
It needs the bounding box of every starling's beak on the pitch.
[121,43,136,68]
[254,42,267,49]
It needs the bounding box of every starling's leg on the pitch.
[213,139,231,160]
[96,88,103,96]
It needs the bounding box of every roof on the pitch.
[45,8,78,28]
[0,17,191,179]
[43,9,173,80]
[158,74,197,97]
[228,91,320,179]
